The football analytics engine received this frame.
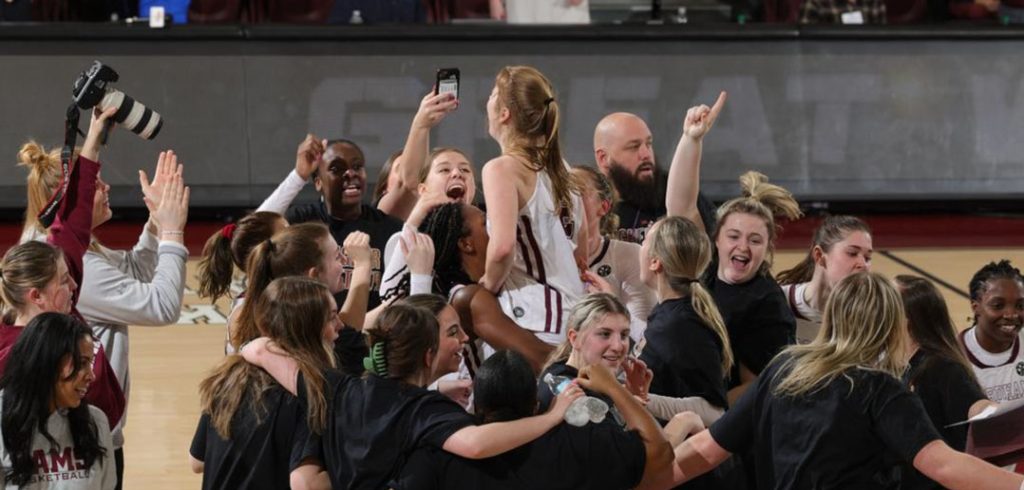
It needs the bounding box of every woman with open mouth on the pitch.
[0,313,115,489]
[664,93,802,407]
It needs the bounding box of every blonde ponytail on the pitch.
[690,283,733,373]
[648,216,733,374]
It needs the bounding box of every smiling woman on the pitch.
[959,259,1024,404]
[0,313,116,489]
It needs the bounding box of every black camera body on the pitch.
[71,61,162,140]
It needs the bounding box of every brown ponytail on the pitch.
[230,223,329,350]
[495,66,577,214]
[196,212,284,302]
[367,301,440,384]
[776,215,871,286]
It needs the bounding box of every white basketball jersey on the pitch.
[493,171,584,347]
[589,237,655,342]
[960,327,1024,404]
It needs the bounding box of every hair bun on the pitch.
[737,171,802,221]
[17,141,58,173]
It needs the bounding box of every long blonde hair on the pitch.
[715,171,802,274]
[649,216,733,373]
[773,271,907,397]
[494,65,577,214]
[544,293,630,371]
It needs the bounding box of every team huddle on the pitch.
[0,65,1022,490]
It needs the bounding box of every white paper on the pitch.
[946,397,1024,428]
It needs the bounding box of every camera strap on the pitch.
[37,103,82,229]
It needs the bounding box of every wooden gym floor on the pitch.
[123,244,1024,488]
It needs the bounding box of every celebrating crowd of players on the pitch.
[1,65,1023,490]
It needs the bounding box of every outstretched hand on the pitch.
[148,170,190,239]
[140,150,183,213]
[683,91,727,141]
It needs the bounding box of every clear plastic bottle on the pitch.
[543,373,610,427]
[349,9,364,24]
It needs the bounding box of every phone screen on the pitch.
[437,69,459,100]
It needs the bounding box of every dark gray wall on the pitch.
[1,26,1022,209]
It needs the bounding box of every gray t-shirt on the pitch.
[0,394,116,490]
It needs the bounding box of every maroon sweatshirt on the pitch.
[0,155,125,427]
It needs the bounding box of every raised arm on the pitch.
[377,92,457,220]
[665,92,726,232]
[257,134,319,214]
[442,380,584,459]
[577,364,674,490]
[79,170,189,326]
[914,439,1024,490]
[451,285,553,374]
[479,157,520,293]
[339,231,372,329]
[241,338,300,395]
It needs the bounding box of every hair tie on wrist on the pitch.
[363,341,388,377]
[221,223,236,240]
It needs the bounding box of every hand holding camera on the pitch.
[81,107,118,162]
[73,61,163,141]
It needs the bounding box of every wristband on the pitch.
[161,230,184,235]
[410,274,433,296]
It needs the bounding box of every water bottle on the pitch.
[349,9,364,24]
[543,373,610,427]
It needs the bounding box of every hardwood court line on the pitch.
[878,250,970,299]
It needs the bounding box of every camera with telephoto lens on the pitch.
[72,61,162,140]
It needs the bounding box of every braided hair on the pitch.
[969,259,1023,302]
[381,203,472,302]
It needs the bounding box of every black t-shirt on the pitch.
[709,355,942,490]
[704,272,796,387]
[900,350,987,490]
[287,201,402,374]
[189,381,318,490]
[613,192,717,244]
[392,421,646,490]
[286,201,401,311]
[304,370,475,490]
[639,297,728,409]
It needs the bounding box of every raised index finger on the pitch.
[707,91,728,126]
